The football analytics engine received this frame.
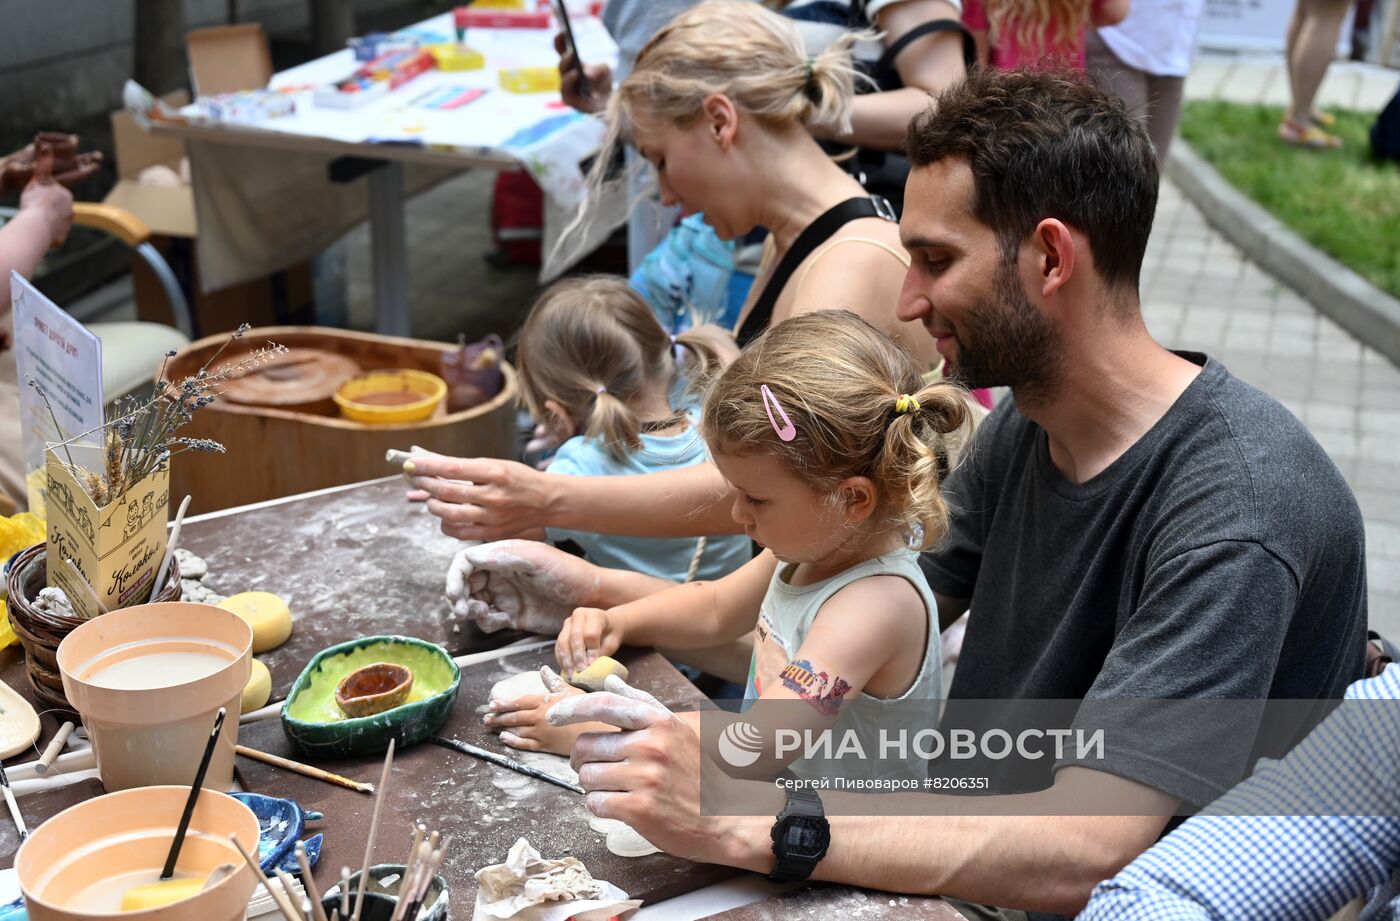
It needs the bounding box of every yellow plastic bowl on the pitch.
[334,369,447,424]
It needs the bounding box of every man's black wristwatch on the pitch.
[768,788,830,882]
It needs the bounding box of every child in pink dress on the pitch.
[964,0,1129,71]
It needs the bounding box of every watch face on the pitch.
[782,815,829,859]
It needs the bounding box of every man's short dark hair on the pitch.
[906,67,1159,291]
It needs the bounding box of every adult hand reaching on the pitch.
[554,31,613,114]
[408,455,556,541]
[546,676,721,861]
[445,539,604,635]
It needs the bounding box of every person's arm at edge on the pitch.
[410,457,741,541]
[1093,0,1131,27]
[836,0,968,150]
[615,551,777,650]
[710,768,1175,914]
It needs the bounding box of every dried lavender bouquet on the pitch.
[30,324,287,506]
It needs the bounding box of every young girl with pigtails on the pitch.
[514,274,752,585]
[491,310,969,782]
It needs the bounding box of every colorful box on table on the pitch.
[498,66,561,93]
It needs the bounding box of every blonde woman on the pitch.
[586,0,940,359]
[412,2,944,545]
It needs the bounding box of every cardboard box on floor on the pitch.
[106,26,314,336]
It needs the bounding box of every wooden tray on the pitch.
[163,327,519,515]
[235,646,742,915]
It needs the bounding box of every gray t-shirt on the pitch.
[922,353,1368,809]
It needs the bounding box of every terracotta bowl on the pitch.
[15,785,259,921]
[335,662,414,718]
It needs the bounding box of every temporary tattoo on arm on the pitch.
[778,658,852,717]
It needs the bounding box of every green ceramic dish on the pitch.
[281,635,460,758]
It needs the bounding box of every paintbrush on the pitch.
[120,708,226,909]
[296,841,330,921]
[236,745,374,794]
[0,760,26,841]
[149,494,191,603]
[388,840,430,921]
[231,833,302,921]
[340,866,351,920]
[393,824,426,910]
[428,735,585,794]
[352,740,396,921]
[276,868,317,921]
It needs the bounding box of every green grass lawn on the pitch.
[1178,100,1400,300]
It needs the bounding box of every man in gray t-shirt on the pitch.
[444,69,1370,919]
[924,352,1367,808]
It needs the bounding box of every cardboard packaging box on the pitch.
[45,444,170,618]
[107,27,317,337]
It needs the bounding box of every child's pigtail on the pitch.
[875,381,973,550]
[585,386,644,463]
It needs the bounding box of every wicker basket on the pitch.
[5,542,182,715]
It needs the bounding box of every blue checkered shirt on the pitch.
[1080,665,1400,921]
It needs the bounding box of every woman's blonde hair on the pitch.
[579,1,864,201]
[983,0,1090,56]
[701,310,972,551]
[516,275,723,462]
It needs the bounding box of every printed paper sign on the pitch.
[10,272,103,511]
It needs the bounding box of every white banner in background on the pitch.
[10,271,104,509]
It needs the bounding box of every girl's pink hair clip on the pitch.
[760,384,797,442]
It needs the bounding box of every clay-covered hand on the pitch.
[484,666,587,755]
[1,133,103,195]
[553,32,613,115]
[445,539,603,635]
[547,676,730,863]
[408,455,555,542]
[555,607,624,677]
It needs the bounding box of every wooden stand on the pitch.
[163,327,519,514]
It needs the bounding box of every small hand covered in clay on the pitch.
[486,666,592,755]
[547,676,751,864]
[408,455,555,541]
[445,539,602,635]
[555,607,625,677]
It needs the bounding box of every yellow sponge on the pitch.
[242,659,272,714]
[219,592,293,653]
[566,655,629,693]
[121,876,207,910]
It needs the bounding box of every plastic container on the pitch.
[333,369,447,424]
[15,785,259,921]
[57,603,252,792]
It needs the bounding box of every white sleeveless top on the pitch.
[743,549,943,783]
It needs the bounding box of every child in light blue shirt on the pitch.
[517,275,751,583]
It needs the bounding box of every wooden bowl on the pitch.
[335,662,414,718]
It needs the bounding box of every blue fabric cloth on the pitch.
[1079,665,1400,921]
[629,214,741,334]
[544,418,751,584]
